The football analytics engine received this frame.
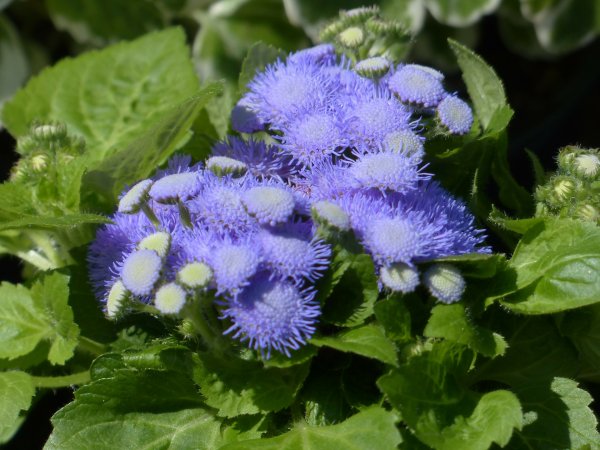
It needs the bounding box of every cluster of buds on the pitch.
[10,122,85,183]
[535,146,600,224]
[320,6,410,64]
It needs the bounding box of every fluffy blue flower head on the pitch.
[364,217,423,265]
[121,249,163,296]
[210,244,260,293]
[149,172,200,203]
[350,95,412,146]
[212,137,296,180]
[242,186,296,226]
[349,152,427,193]
[437,95,474,135]
[278,110,348,165]
[223,276,320,357]
[231,97,264,133]
[246,60,335,126]
[383,130,425,159]
[388,64,447,107]
[258,225,331,283]
[287,44,336,66]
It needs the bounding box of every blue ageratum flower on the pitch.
[276,107,351,166]
[387,64,447,108]
[212,136,296,180]
[436,95,474,135]
[287,43,337,66]
[222,275,320,357]
[257,223,331,283]
[244,58,338,128]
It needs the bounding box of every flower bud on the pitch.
[121,249,163,296]
[380,263,420,293]
[312,200,350,231]
[30,153,49,172]
[138,232,172,259]
[177,262,213,289]
[423,263,465,304]
[354,56,391,79]
[207,156,248,177]
[573,153,600,179]
[106,279,129,319]
[118,179,153,214]
[575,203,600,223]
[154,283,187,315]
[338,27,364,48]
[242,186,295,226]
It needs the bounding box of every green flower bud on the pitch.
[312,200,350,231]
[575,203,600,223]
[354,56,391,79]
[207,156,248,177]
[154,282,187,315]
[138,232,172,259]
[106,279,129,319]
[338,26,364,48]
[320,21,346,42]
[340,6,379,26]
[30,153,49,172]
[177,262,213,289]
[557,145,583,172]
[573,153,600,179]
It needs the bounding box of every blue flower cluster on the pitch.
[235,45,487,294]
[90,42,487,357]
[89,155,330,357]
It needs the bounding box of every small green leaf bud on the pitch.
[423,263,465,304]
[339,26,364,48]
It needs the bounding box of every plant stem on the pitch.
[77,336,108,356]
[31,370,90,389]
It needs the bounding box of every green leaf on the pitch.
[321,252,379,327]
[192,352,309,418]
[239,41,287,93]
[0,213,109,231]
[0,14,29,110]
[489,207,545,235]
[424,304,507,357]
[0,371,35,443]
[502,219,600,314]
[83,84,222,204]
[30,272,80,365]
[45,368,231,450]
[46,0,165,45]
[373,296,412,343]
[378,342,522,450]
[311,324,398,366]
[302,367,352,426]
[509,378,600,449]
[525,148,547,187]
[558,303,600,382]
[220,406,402,450]
[434,252,506,279]
[473,317,579,386]
[448,39,512,131]
[0,274,79,364]
[424,0,501,27]
[3,28,199,162]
